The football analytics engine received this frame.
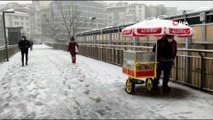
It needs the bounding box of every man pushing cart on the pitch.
[121,18,194,94]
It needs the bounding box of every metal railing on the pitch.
[45,42,213,92]
[0,45,19,63]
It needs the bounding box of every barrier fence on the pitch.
[0,45,19,63]
[46,42,213,93]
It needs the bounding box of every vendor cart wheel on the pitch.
[145,78,154,92]
[126,78,135,94]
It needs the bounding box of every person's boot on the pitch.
[22,63,24,67]
[162,85,171,93]
[153,80,159,93]
[26,61,28,65]
[166,86,171,92]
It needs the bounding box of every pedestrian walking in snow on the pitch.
[68,36,79,64]
[30,40,34,51]
[18,36,31,66]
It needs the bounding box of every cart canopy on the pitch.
[122,18,194,38]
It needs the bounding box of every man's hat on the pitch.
[165,34,174,38]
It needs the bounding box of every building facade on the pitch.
[126,3,146,23]
[4,9,31,39]
[105,2,147,26]
[106,6,126,26]
[165,7,178,16]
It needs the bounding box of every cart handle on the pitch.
[135,62,158,64]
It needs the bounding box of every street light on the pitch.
[89,16,96,30]
[90,16,96,20]
[89,17,96,44]
[3,10,14,61]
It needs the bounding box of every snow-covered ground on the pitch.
[0,45,213,119]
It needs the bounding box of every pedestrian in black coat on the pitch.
[153,34,177,92]
[30,40,34,51]
[18,36,31,66]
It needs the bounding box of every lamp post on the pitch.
[89,16,96,44]
[183,10,191,83]
[3,10,14,61]
[89,16,96,30]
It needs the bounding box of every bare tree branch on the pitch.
[56,1,72,39]
[43,1,90,42]
[43,12,60,42]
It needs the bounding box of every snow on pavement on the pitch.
[0,45,213,119]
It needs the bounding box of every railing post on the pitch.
[185,37,192,84]
[175,56,179,81]
[183,10,191,84]
[133,37,139,51]
[120,49,123,66]
[84,36,86,43]
[200,11,206,43]
[199,51,206,90]
[118,49,120,65]
[96,46,98,59]
[94,35,97,44]
[145,37,149,46]
[110,48,112,63]
[109,33,112,45]
[114,48,116,64]
[102,47,104,61]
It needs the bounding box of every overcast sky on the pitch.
[0,1,31,5]
[0,1,213,11]
[135,1,213,10]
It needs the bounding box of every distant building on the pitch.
[106,2,146,26]
[146,4,177,18]
[0,1,49,43]
[146,5,157,18]
[4,9,31,38]
[39,1,52,10]
[5,2,19,8]
[126,3,146,22]
[0,4,6,11]
[106,6,126,26]
[0,2,43,43]
[115,1,128,7]
[0,3,32,46]
[165,7,178,16]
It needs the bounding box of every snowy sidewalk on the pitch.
[0,45,213,119]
